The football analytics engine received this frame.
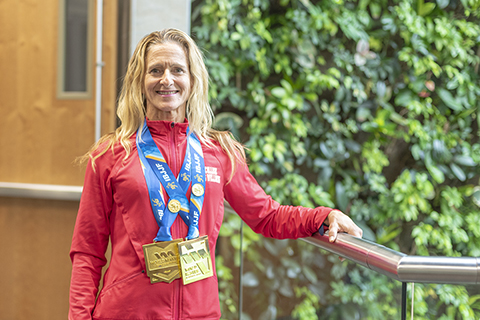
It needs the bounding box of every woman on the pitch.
[69,28,362,320]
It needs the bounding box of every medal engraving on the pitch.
[178,235,213,285]
[143,239,182,284]
[191,183,204,197]
[167,199,181,213]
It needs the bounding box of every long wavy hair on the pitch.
[82,29,245,178]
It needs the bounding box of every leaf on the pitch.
[280,79,293,94]
[230,32,242,41]
[242,272,259,287]
[263,239,280,256]
[395,90,415,107]
[369,3,382,19]
[389,112,408,125]
[354,220,376,242]
[428,165,445,183]
[472,188,480,207]
[354,53,367,66]
[419,2,436,16]
[214,112,244,130]
[377,225,402,243]
[271,87,286,98]
[320,142,334,159]
[450,163,466,181]
[356,39,370,53]
[335,181,349,211]
[313,158,330,167]
[453,155,476,166]
[436,0,449,9]
[437,88,464,111]
[263,143,274,161]
[302,266,318,284]
[411,144,422,160]
[279,282,294,297]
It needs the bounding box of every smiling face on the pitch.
[143,42,192,122]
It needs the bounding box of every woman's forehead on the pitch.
[146,42,188,62]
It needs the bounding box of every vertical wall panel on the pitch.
[0,0,117,186]
[0,198,78,319]
[130,0,191,55]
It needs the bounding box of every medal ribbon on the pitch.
[136,120,205,242]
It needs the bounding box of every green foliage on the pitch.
[292,287,320,320]
[192,0,480,319]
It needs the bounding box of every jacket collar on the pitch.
[146,118,189,137]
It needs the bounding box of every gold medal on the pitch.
[143,239,183,284]
[178,235,213,285]
[168,199,181,213]
[191,183,204,197]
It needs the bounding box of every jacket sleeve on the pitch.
[223,159,331,239]
[69,157,113,320]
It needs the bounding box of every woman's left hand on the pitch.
[324,209,363,243]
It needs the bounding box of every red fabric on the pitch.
[69,119,332,320]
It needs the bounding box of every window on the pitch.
[57,0,93,98]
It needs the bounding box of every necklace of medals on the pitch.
[136,120,212,285]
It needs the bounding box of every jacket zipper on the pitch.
[170,122,181,320]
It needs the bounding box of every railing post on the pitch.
[238,221,244,320]
[401,282,407,320]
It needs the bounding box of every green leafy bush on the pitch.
[192,0,480,319]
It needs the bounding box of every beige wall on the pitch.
[0,0,118,319]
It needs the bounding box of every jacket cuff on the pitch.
[318,223,328,236]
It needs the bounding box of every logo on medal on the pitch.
[181,172,190,182]
[178,236,213,285]
[192,183,204,197]
[168,199,181,213]
[143,240,183,284]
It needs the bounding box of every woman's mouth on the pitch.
[157,90,178,96]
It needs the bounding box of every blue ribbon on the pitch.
[136,120,206,242]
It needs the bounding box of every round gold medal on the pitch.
[192,183,204,197]
[168,199,181,213]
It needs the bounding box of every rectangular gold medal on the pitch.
[178,235,213,285]
[143,239,183,284]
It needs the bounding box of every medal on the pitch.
[168,199,181,213]
[178,235,213,285]
[143,239,182,283]
[192,183,204,197]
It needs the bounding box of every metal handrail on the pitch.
[302,233,480,285]
[0,182,82,201]
[223,203,480,285]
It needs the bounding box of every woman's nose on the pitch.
[160,70,173,86]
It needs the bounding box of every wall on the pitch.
[0,0,118,319]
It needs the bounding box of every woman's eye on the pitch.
[175,68,184,73]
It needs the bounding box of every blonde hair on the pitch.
[82,29,245,178]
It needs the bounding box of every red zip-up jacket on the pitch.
[69,119,331,320]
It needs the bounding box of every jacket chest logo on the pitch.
[206,167,220,183]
